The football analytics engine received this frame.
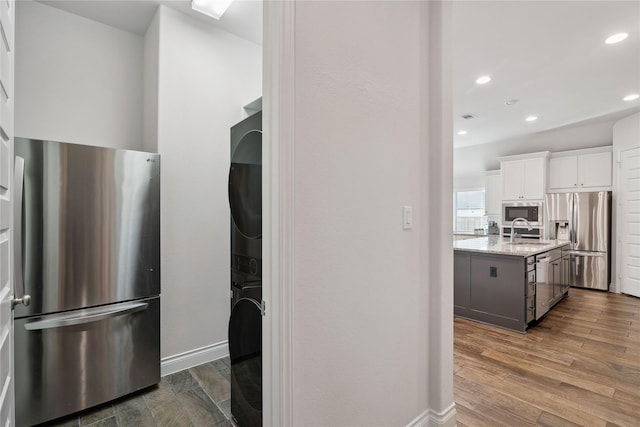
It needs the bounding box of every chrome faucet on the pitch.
[510,217,533,243]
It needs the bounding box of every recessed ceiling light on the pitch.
[623,93,639,101]
[475,76,491,85]
[504,99,519,106]
[525,116,538,122]
[605,33,628,44]
[457,130,468,135]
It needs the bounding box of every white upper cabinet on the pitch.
[501,155,547,200]
[548,149,612,192]
[578,152,612,188]
[484,171,501,215]
[522,157,545,199]
[549,156,578,189]
[501,161,524,200]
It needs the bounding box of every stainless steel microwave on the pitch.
[502,202,542,226]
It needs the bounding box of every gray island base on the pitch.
[454,236,570,333]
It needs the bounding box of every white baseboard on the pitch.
[407,404,456,427]
[161,341,229,377]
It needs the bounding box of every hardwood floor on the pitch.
[454,288,640,427]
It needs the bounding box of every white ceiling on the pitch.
[37,0,263,44]
[34,1,640,150]
[453,0,640,148]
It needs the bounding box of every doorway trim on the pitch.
[617,146,640,297]
[262,1,296,425]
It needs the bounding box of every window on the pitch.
[454,190,487,233]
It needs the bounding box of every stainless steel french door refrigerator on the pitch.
[545,191,611,290]
[12,138,160,427]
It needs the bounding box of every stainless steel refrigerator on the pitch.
[545,191,611,290]
[12,138,160,427]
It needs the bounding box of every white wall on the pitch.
[611,112,640,292]
[454,116,617,178]
[14,1,143,150]
[454,174,486,190]
[16,0,262,370]
[613,112,640,152]
[143,11,160,153]
[150,6,261,366]
[284,1,454,425]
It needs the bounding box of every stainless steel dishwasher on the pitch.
[535,248,563,320]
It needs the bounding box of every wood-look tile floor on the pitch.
[35,288,640,427]
[39,358,235,427]
[455,288,640,427]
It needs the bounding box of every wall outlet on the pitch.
[490,266,498,277]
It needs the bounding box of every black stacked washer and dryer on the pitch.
[228,111,262,427]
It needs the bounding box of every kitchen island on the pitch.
[454,236,570,332]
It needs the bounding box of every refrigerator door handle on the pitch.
[565,250,605,257]
[12,156,31,309]
[24,302,149,330]
[570,193,576,247]
[569,226,573,246]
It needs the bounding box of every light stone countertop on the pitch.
[453,236,570,257]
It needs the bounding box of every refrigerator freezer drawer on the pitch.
[14,297,160,427]
[569,253,608,290]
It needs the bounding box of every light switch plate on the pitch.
[403,205,413,229]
